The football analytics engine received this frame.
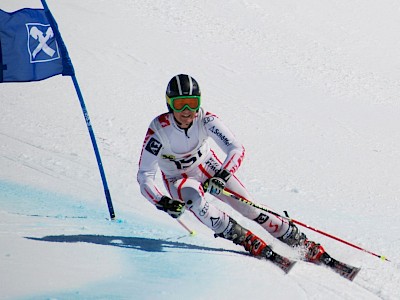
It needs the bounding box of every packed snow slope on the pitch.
[1,0,400,299]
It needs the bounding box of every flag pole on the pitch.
[40,0,115,219]
[70,75,116,220]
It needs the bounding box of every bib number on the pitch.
[173,149,203,170]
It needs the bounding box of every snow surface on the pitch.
[1,0,400,299]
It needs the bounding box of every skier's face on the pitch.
[173,109,197,128]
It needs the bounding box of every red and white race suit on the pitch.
[137,108,289,237]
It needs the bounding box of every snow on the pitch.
[1,0,400,299]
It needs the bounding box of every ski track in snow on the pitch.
[1,0,400,299]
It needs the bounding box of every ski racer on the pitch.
[137,74,325,261]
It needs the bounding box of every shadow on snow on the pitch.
[25,234,246,255]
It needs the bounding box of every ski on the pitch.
[263,247,297,274]
[248,247,360,280]
[318,252,361,281]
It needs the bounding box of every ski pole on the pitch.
[177,219,196,236]
[221,189,390,262]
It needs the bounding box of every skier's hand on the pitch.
[155,196,185,219]
[206,169,232,196]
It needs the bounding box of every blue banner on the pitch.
[0,8,74,82]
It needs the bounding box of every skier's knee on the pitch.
[180,186,202,209]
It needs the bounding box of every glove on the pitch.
[206,169,232,196]
[155,196,186,219]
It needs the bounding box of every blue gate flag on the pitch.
[0,1,115,220]
[0,8,74,82]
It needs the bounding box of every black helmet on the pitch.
[166,74,201,112]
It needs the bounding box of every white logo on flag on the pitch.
[26,23,60,63]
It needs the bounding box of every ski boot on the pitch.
[216,217,297,273]
[278,222,325,263]
[216,217,269,257]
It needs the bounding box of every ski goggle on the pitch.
[167,96,201,112]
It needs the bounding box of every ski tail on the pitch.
[263,246,297,274]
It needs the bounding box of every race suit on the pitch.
[137,108,289,237]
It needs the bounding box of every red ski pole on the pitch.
[177,219,196,236]
[221,189,390,262]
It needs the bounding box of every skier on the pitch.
[137,74,325,262]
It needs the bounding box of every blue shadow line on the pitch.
[26,234,246,255]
